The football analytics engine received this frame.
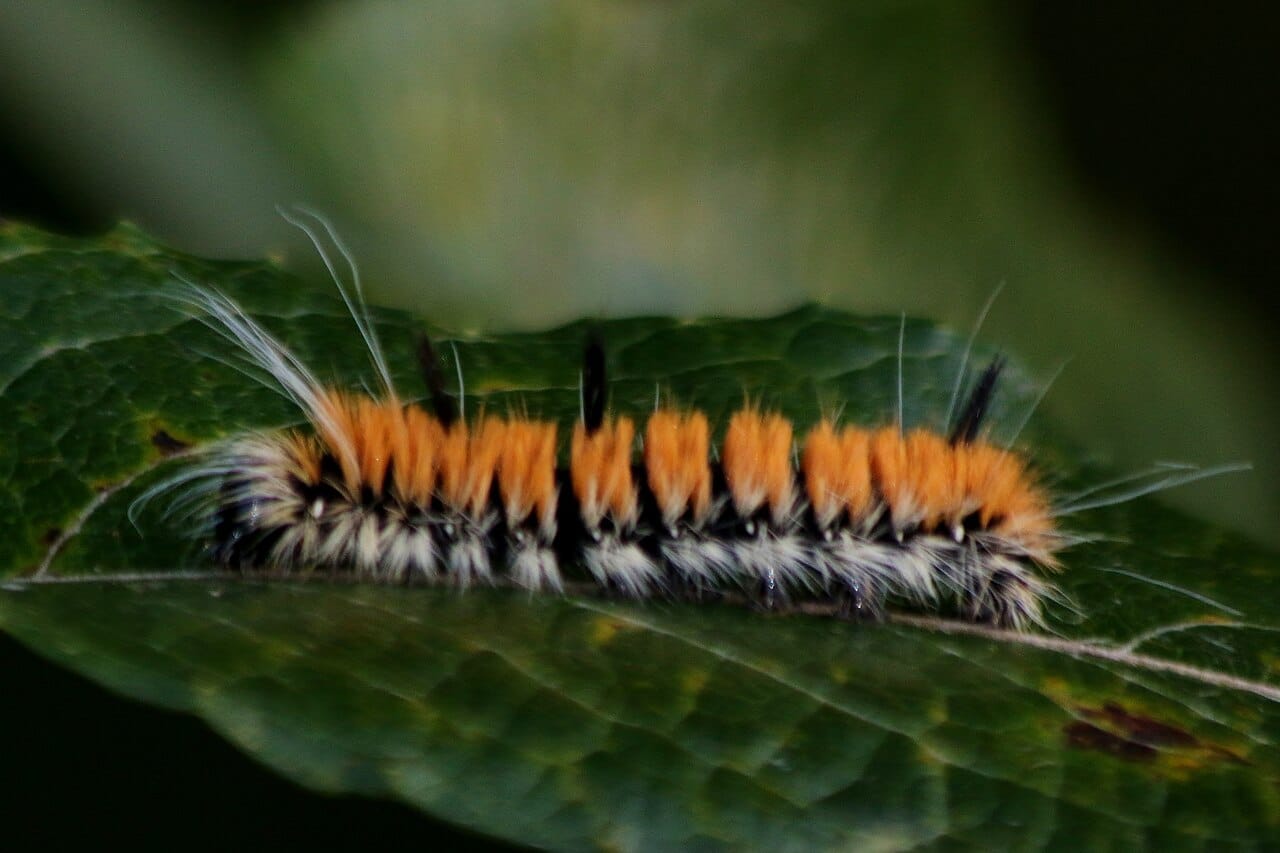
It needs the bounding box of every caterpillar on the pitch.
[145,208,1237,632]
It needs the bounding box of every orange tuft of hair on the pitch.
[873,427,964,532]
[498,418,559,531]
[388,404,444,505]
[436,421,470,512]
[957,442,1055,560]
[902,429,957,532]
[313,391,405,496]
[463,417,506,517]
[802,421,872,530]
[644,409,712,525]
[314,389,362,491]
[722,407,795,522]
[284,432,323,485]
[869,427,910,529]
[438,417,507,517]
[353,396,396,497]
[571,417,638,528]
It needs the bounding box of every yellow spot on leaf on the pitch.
[1040,676,1071,703]
[681,668,709,695]
[590,616,622,647]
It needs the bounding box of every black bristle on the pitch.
[949,356,1005,445]
[582,335,607,434]
[417,335,459,428]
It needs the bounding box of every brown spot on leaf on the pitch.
[151,429,191,456]
[1065,721,1157,762]
[1083,702,1198,748]
[41,527,63,546]
[1066,701,1250,767]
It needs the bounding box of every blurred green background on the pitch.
[0,1,1276,844]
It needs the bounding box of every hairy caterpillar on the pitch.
[143,207,1237,632]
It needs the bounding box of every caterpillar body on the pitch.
[189,341,1054,628]
[151,210,1231,632]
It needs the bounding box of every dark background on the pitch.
[1,3,1276,849]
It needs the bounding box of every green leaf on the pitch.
[2,224,1279,849]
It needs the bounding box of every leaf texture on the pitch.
[2,224,1278,850]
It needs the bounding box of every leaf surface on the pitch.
[2,224,1278,850]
